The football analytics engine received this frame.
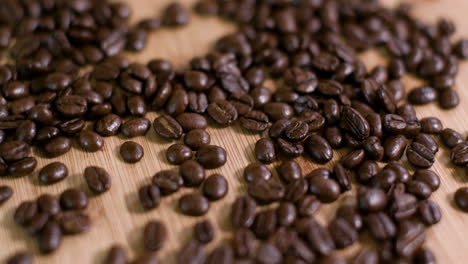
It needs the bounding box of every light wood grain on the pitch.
[2,0,468,263]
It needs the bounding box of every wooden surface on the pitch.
[2,0,468,263]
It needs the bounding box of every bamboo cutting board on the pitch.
[2,0,468,263]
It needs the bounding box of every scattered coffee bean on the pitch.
[194,220,214,244]
[184,129,210,150]
[180,160,205,187]
[59,211,91,234]
[120,141,144,163]
[0,185,13,205]
[166,143,193,165]
[139,184,161,210]
[6,252,32,264]
[152,170,183,195]
[196,145,227,169]
[39,162,68,185]
[143,220,167,252]
[454,187,468,212]
[60,189,88,210]
[203,174,228,200]
[78,130,104,152]
[179,193,210,216]
[121,118,150,138]
[84,166,111,194]
[105,246,127,264]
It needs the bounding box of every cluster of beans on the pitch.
[3,0,468,263]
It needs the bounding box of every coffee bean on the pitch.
[366,212,396,240]
[207,100,238,125]
[59,211,91,234]
[252,209,277,239]
[407,143,435,168]
[454,187,468,212]
[153,115,183,140]
[408,86,437,105]
[38,221,62,254]
[239,110,269,132]
[184,129,210,150]
[15,120,36,144]
[413,169,440,191]
[277,160,302,183]
[414,247,437,264]
[420,117,443,134]
[196,145,227,169]
[418,200,441,225]
[230,93,254,116]
[248,178,285,204]
[121,118,150,138]
[206,245,234,264]
[451,142,468,166]
[439,89,460,109]
[8,157,37,176]
[0,141,30,162]
[256,243,282,264]
[284,178,308,203]
[305,219,335,256]
[0,185,13,205]
[55,95,87,117]
[414,133,439,154]
[105,246,127,264]
[352,248,378,264]
[139,184,161,210]
[276,202,297,226]
[296,195,321,217]
[333,163,351,192]
[395,220,426,258]
[84,166,111,194]
[60,188,88,210]
[384,135,408,161]
[162,2,189,26]
[255,138,276,164]
[308,176,341,203]
[203,174,228,200]
[176,113,208,132]
[263,102,294,121]
[340,149,365,169]
[440,128,464,148]
[307,168,332,179]
[355,160,379,184]
[232,228,255,258]
[39,162,68,185]
[6,252,32,264]
[37,194,60,216]
[179,193,210,216]
[243,163,271,183]
[358,187,387,212]
[95,114,122,136]
[340,106,370,141]
[194,220,214,244]
[187,92,208,114]
[390,192,418,220]
[329,217,358,249]
[143,220,167,252]
[120,141,144,163]
[382,114,407,134]
[78,130,104,152]
[152,170,183,195]
[166,143,193,165]
[305,135,333,164]
[180,160,205,187]
[362,136,384,161]
[177,239,205,264]
[336,205,363,231]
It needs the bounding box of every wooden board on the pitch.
[2,0,468,262]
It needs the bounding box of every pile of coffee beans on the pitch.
[3,0,468,263]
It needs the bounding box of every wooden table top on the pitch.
[2,0,468,263]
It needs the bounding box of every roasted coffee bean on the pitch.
[165,87,188,116]
[395,220,426,258]
[105,246,127,264]
[232,228,255,258]
[184,71,210,92]
[407,143,435,168]
[239,110,269,132]
[194,220,214,244]
[284,178,308,203]
[283,120,309,142]
[38,221,62,254]
[230,94,254,116]
[255,138,276,164]
[55,95,87,117]
[333,163,351,192]
[352,248,378,264]
[250,87,271,108]
[414,133,439,154]
[362,136,384,161]
[384,135,408,161]
[203,174,228,200]
[206,245,234,264]
[329,217,358,249]
[340,106,370,141]
[84,166,111,194]
[440,128,464,148]
[382,114,407,134]
[127,96,147,116]
[120,141,144,163]
[162,2,189,26]
[43,136,71,157]
[276,202,297,226]
[324,126,343,149]
[293,95,318,114]
[35,126,60,143]
[15,120,36,144]
[152,170,183,195]
[276,138,303,158]
[336,205,363,230]
[407,180,433,199]
[390,192,418,220]
[296,195,321,217]
[60,189,88,210]
[0,141,31,162]
[188,92,208,114]
[341,149,365,169]
[278,160,302,183]
[153,115,182,140]
[418,200,441,225]
[39,162,68,185]
[356,160,380,184]
[305,135,333,164]
[413,169,440,191]
[451,142,468,166]
[78,130,104,152]
[244,163,271,183]
[408,86,437,105]
[358,187,387,212]
[14,201,38,226]
[166,144,193,165]
[121,118,150,138]
[95,114,122,136]
[143,220,167,252]
[180,160,205,187]
[305,219,335,256]
[414,247,437,264]
[59,211,91,234]
[307,168,332,180]
[269,119,292,139]
[366,113,383,138]
[0,185,13,205]
[184,129,210,150]
[248,178,285,204]
[284,67,317,93]
[59,118,85,136]
[176,113,208,132]
[420,117,443,134]
[8,157,37,176]
[231,196,256,229]
[439,89,460,109]
[177,239,205,264]
[207,100,238,125]
[37,194,60,216]
[454,187,468,212]
[309,176,341,203]
[252,209,277,239]
[196,145,227,169]
[256,243,282,264]
[366,212,396,240]
[263,102,294,121]
[6,252,32,264]
[139,184,161,210]
[179,193,210,216]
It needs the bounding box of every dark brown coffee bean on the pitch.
[77,130,104,152]
[59,211,91,234]
[139,184,161,210]
[252,209,277,239]
[105,246,127,264]
[407,180,432,200]
[336,205,363,231]
[153,115,182,140]
[305,135,333,164]
[384,135,408,161]
[263,102,294,121]
[162,2,189,26]
[276,202,297,226]
[340,106,370,141]
[180,160,205,187]
[284,178,308,203]
[177,239,205,264]
[414,247,436,264]
[440,128,464,148]
[277,160,302,183]
[39,162,68,185]
[243,163,271,183]
[55,95,87,117]
[296,195,321,217]
[203,174,228,200]
[366,212,396,240]
[196,145,227,169]
[6,252,32,264]
[362,136,384,161]
[284,67,317,93]
[418,200,441,225]
[8,157,37,176]
[121,118,150,138]
[358,187,387,212]
[43,136,71,157]
[324,126,343,149]
[307,168,332,180]
[439,89,460,109]
[414,134,439,154]
[420,117,443,134]
[193,220,214,244]
[407,143,435,168]
[239,110,269,132]
[276,138,304,158]
[120,141,144,163]
[59,118,85,136]
[255,138,276,164]
[256,243,282,264]
[179,193,210,216]
[0,141,30,162]
[455,187,468,212]
[95,114,122,136]
[184,129,210,150]
[382,114,407,134]
[38,221,62,254]
[0,185,12,205]
[308,176,340,203]
[25,211,49,235]
[176,113,208,132]
[14,200,38,226]
[60,189,88,210]
[451,142,468,166]
[413,169,440,191]
[305,219,335,256]
[127,96,147,116]
[230,94,254,116]
[207,245,234,264]
[231,196,256,229]
[390,192,418,220]
[248,178,285,204]
[143,220,167,252]
[15,120,36,144]
[184,71,210,92]
[395,220,426,258]
[269,119,292,139]
[166,144,192,165]
[329,217,358,249]
[207,100,238,125]
[408,86,437,105]
[37,194,60,216]
[340,149,365,169]
[166,87,188,116]
[187,92,208,114]
[356,160,379,184]
[84,166,111,194]
[293,95,318,115]
[152,170,183,195]
[333,163,351,192]
[232,228,255,258]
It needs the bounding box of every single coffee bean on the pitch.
[356,160,380,184]
[308,176,341,203]
[166,143,193,165]
[60,188,88,210]
[194,220,214,244]
[296,195,321,217]
[305,219,336,256]
[325,126,343,149]
[244,163,272,183]
[8,157,37,176]
[451,142,468,166]
[59,211,91,234]
[180,160,205,187]
[230,93,254,116]
[207,100,238,125]
[340,106,370,141]
[263,102,294,121]
[420,117,443,134]
[15,120,36,144]
[187,92,208,113]
[231,196,257,229]
[14,201,38,226]
[120,141,144,163]
[413,169,440,191]
[440,128,464,148]
[340,149,365,169]
[55,95,87,117]
[152,170,183,195]
[139,184,161,210]
[307,168,332,179]
[203,174,228,200]
[239,110,269,132]
[121,118,150,138]
[406,143,435,168]
[408,86,437,105]
[6,252,33,264]
[25,212,49,235]
[366,212,396,240]
[256,243,282,264]
[283,120,309,142]
[254,138,276,164]
[43,136,71,157]
[38,221,62,254]
[454,187,468,212]
[406,180,432,200]
[143,220,167,252]
[336,205,363,231]
[269,119,292,139]
[153,115,183,140]
[328,217,358,249]
[84,166,111,194]
[95,114,122,136]
[162,2,189,26]
[0,185,13,205]
[390,192,418,220]
[196,145,227,169]
[384,135,408,161]
[252,209,277,239]
[362,136,384,161]
[284,178,308,203]
[358,187,388,212]
[179,193,210,216]
[184,129,210,150]
[418,200,441,225]
[382,114,407,134]
[177,239,205,264]
[414,133,439,154]
[105,246,127,264]
[395,220,426,258]
[366,113,383,138]
[39,162,68,185]
[277,160,302,183]
[305,135,333,164]
[276,202,297,226]
[176,113,208,132]
[414,247,437,264]
[276,138,304,158]
[248,178,285,204]
[333,163,352,192]
[37,194,60,216]
[78,130,104,152]
[232,228,255,258]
